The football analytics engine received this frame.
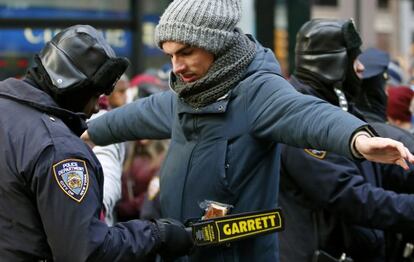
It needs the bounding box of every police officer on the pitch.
[279,19,414,262]
[356,47,414,151]
[355,47,390,123]
[0,25,192,261]
[357,48,414,261]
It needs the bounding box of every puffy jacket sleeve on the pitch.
[248,74,367,158]
[32,138,160,262]
[88,91,175,146]
[281,144,414,233]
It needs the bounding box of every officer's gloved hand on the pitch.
[154,218,194,260]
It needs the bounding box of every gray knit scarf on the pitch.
[170,33,256,108]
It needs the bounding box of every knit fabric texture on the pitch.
[155,0,242,55]
[170,32,256,108]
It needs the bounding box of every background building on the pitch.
[0,0,171,79]
[251,0,414,80]
[0,0,413,83]
[311,0,413,83]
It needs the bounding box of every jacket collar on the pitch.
[176,92,230,114]
[0,78,88,136]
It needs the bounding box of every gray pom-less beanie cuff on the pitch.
[155,0,242,55]
[155,22,236,55]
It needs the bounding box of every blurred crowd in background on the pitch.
[94,63,173,224]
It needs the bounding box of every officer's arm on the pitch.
[380,163,414,193]
[281,145,414,233]
[32,144,160,261]
[33,141,192,261]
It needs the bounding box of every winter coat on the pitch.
[88,37,368,261]
[0,78,159,261]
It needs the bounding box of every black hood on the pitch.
[0,78,87,136]
[354,48,390,123]
[356,74,388,122]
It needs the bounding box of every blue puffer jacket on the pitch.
[88,36,367,261]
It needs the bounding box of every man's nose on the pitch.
[172,58,185,74]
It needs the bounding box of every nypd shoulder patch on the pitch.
[53,159,89,203]
[304,149,327,159]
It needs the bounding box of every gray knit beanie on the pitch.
[155,0,242,55]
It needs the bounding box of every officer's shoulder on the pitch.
[43,115,95,166]
[40,114,75,138]
[39,114,85,151]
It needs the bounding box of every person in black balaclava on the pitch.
[356,48,414,150]
[355,48,390,123]
[0,25,193,261]
[293,18,364,111]
[279,19,414,262]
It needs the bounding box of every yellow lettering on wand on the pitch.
[222,215,277,235]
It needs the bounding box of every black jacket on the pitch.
[0,78,159,261]
[279,76,414,262]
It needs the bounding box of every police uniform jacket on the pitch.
[0,79,160,261]
[279,76,414,262]
[88,37,369,262]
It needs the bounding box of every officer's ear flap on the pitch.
[342,19,362,50]
[92,57,130,95]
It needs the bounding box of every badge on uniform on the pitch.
[304,149,327,159]
[53,159,89,202]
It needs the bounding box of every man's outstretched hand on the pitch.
[81,131,95,148]
[355,135,414,170]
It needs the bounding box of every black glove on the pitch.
[154,218,194,260]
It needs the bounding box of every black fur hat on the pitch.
[36,25,130,96]
[295,19,362,84]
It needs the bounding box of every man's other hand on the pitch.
[355,135,414,170]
